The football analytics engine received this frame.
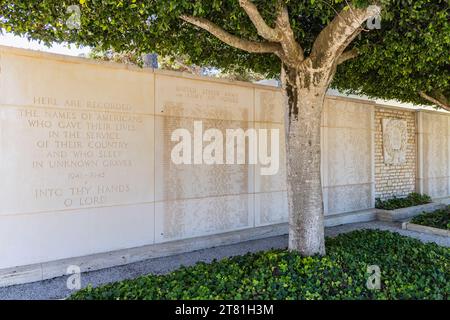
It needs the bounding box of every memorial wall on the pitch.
[0,46,156,269]
[0,46,449,274]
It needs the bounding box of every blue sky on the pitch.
[0,31,90,56]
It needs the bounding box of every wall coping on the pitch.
[1,44,448,116]
[0,44,279,92]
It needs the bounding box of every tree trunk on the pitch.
[282,67,327,256]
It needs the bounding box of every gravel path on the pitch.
[0,220,448,300]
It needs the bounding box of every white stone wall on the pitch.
[2,46,447,271]
[321,97,375,215]
[416,111,450,198]
[0,46,286,269]
[0,47,157,269]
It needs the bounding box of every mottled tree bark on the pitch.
[282,66,327,255]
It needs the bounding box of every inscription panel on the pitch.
[0,106,154,214]
[154,115,254,201]
[0,49,155,215]
[155,73,254,121]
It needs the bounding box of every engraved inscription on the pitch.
[0,100,154,215]
[155,75,253,121]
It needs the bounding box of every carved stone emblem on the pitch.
[382,119,408,165]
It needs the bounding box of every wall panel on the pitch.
[416,111,450,198]
[322,98,375,215]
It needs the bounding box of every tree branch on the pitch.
[275,3,304,63]
[238,0,304,67]
[310,5,381,68]
[337,48,359,64]
[419,91,450,111]
[180,15,281,54]
[238,0,281,41]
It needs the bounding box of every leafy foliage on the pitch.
[1,1,448,106]
[375,193,432,210]
[333,0,450,107]
[69,230,449,300]
[88,46,269,81]
[87,46,144,65]
[411,206,450,230]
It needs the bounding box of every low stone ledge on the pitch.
[0,264,43,288]
[0,223,289,288]
[376,202,446,222]
[325,209,376,227]
[0,209,377,288]
[402,222,450,237]
[432,196,450,206]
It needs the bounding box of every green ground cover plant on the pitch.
[70,230,449,300]
[411,206,450,230]
[375,193,432,210]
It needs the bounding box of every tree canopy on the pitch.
[1,0,448,107]
[333,0,449,108]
